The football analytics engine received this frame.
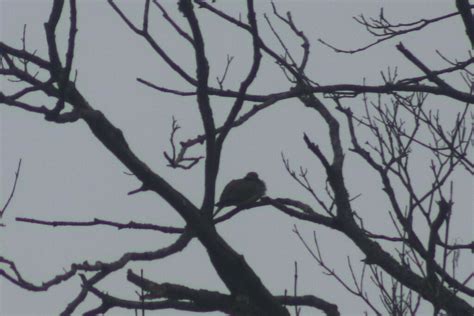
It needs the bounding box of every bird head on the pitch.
[245,172,259,180]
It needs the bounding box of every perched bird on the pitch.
[214,172,266,217]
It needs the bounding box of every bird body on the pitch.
[214,172,266,216]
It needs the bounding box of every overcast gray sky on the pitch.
[1,1,472,315]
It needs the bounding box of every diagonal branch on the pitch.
[397,43,453,91]
[456,0,474,48]
[216,0,262,150]
[0,159,22,219]
[107,0,196,85]
[151,0,194,44]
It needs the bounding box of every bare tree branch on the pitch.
[15,216,184,234]
[0,159,22,219]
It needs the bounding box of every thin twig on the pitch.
[0,159,22,218]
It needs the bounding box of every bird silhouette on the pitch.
[214,172,266,217]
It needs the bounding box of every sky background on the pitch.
[1,1,472,315]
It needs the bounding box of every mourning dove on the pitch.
[214,172,266,217]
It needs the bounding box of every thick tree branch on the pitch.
[179,0,218,215]
[126,269,339,316]
[456,0,474,48]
